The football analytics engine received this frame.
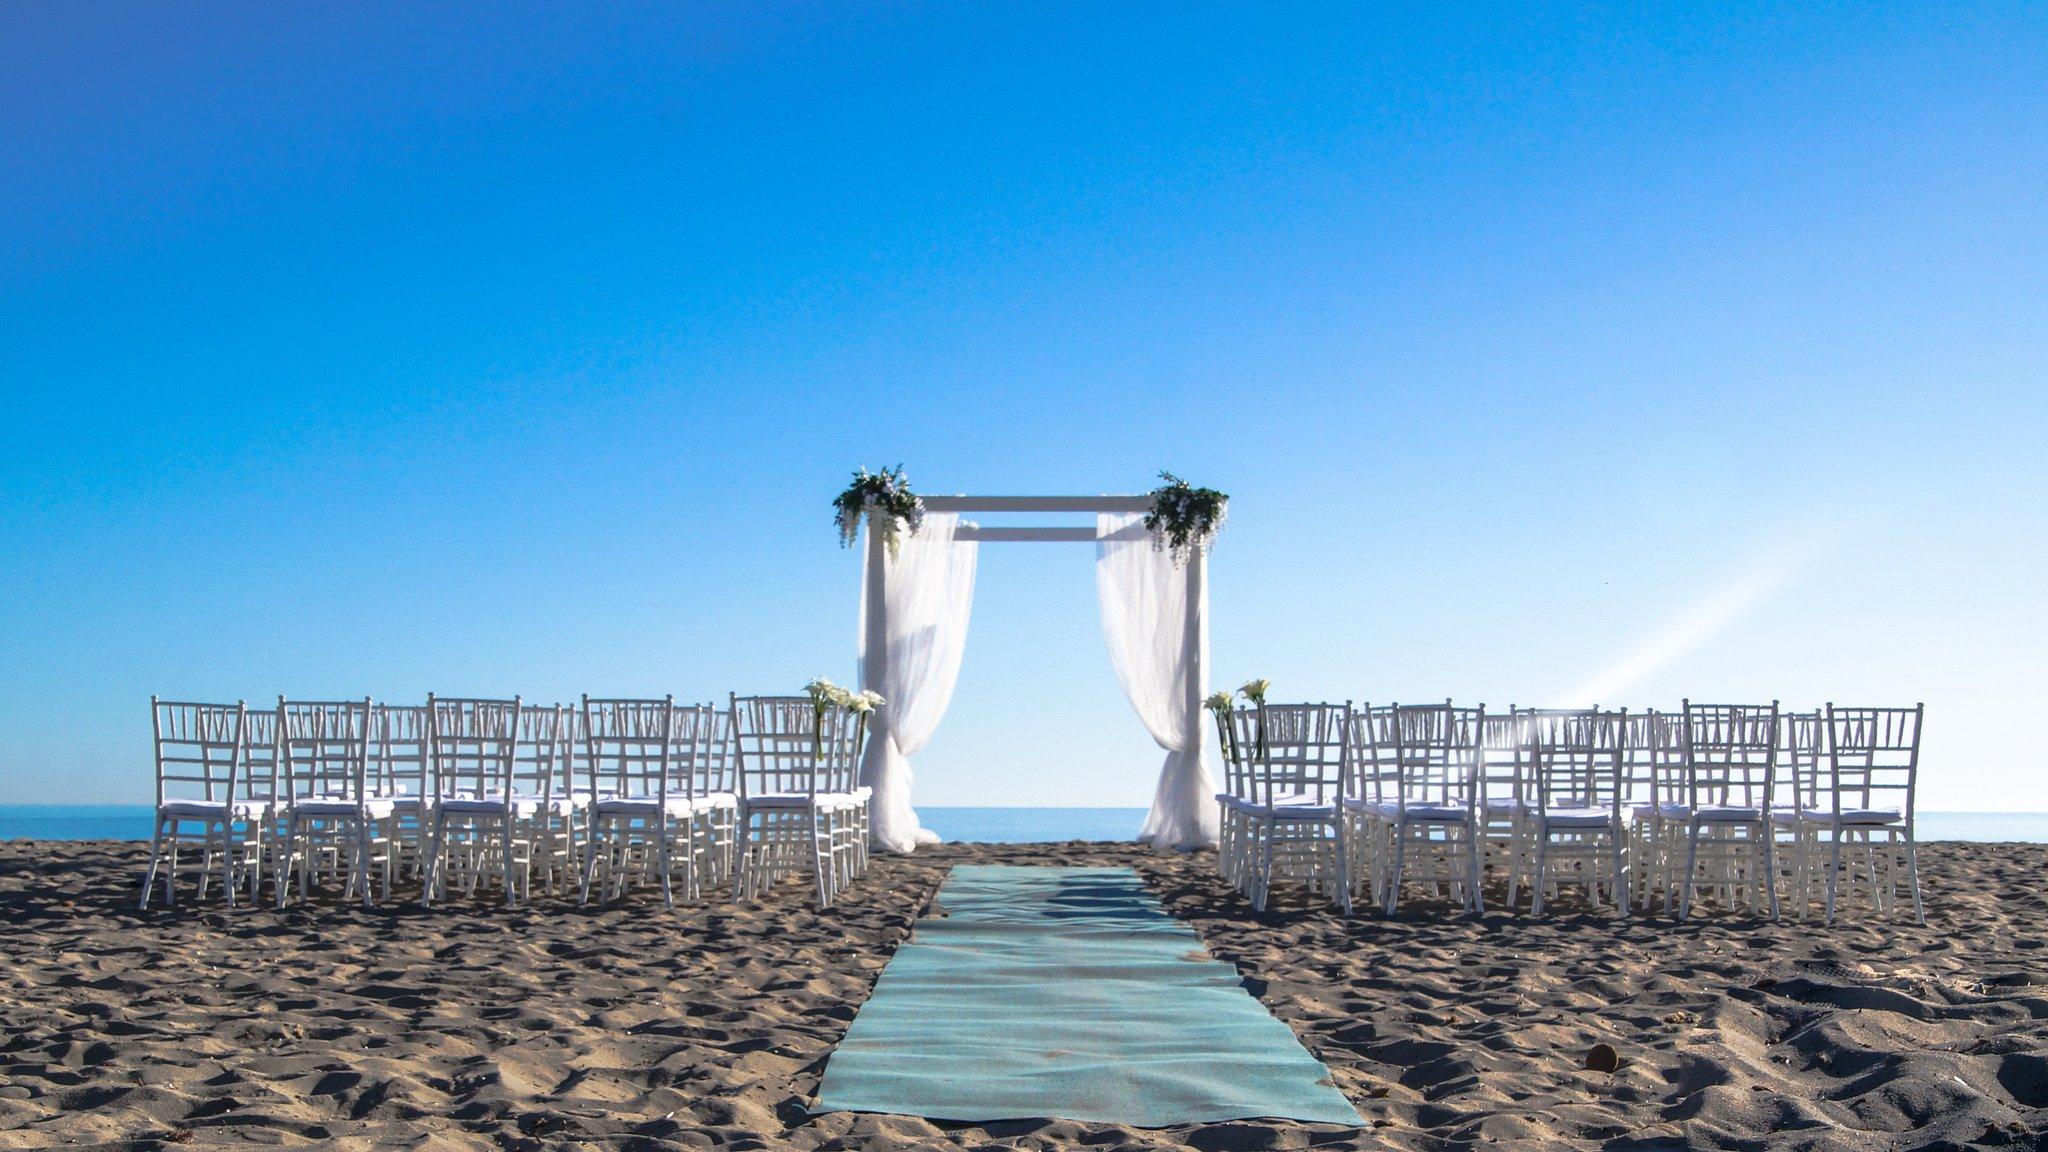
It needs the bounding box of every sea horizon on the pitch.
[7,804,2047,845]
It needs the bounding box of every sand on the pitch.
[1,840,2043,1151]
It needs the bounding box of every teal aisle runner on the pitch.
[812,865,1362,1127]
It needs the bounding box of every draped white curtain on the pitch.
[1096,512,1218,850]
[858,512,977,853]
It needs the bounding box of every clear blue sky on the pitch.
[3,3,2042,809]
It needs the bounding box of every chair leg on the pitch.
[580,816,603,905]
[1904,834,1924,925]
[1384,828,1406,916]
[656,818,675,910]
[1333,821,1353,915]
[1758,825,1781,920]
[140,818,168,910]
[500,820,516,908]
[249,822,267,906]
[421,814,443,909]
[220,821,239,910]
[1468,824,1484,914]
[1531,837,1549,917]
[1612,831,1628,917]
[732,817,753,904]
[1678,826,1700,921]
[1823,832,1843,926]
[811,810,833,909]
[1504,826,1523,912]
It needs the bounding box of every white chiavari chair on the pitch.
[580,696,713,907]
[230,704,280,904]
[1795,704,1925,925]
[1477,709,1531,887]
[140,698,248,909]
[820,700,872,886]
[1223,702,1352,912]
[513,703,580,895]
[368,703,433,883]
[1509,708,1629,915]
[421,696,527,907]
[1368,701,1486,915]
[729,695,870,908]
[1769,708,1824,915]
[274,697,391,908]
[1342,703,1400,909]
[1668,700,1781,920]
[1211,703,1253,889]
[693,703,742,889]
[1623,709,1683,910]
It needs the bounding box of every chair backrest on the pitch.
[1620,709,1682,810]
[427,696,521,800]
[1681,700,1778,810]
[513,703,569,802]
[729,695,866,800]
[582,696,677,803]
[1233,702,1349,807]
[1388,700,1484,811]
[238,704,279,808]
[279,698,373,804]
[370,704,431,800]
[151,698,246,807]
[702,704,738,797]
[1480,709,1531,810]
[1524,707,1625,817]
[1778,708,1824,813]
[1824,703,1921,822]
[673,702,730,801]
[1346,704,1399,805]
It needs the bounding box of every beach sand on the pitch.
[1,840,2043,1150]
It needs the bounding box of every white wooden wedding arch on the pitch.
[855,495,1217,853]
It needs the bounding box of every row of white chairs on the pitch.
[139,694,874,912]
[1215,700,1924,925]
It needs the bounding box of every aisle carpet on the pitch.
[812,865,1362,1126]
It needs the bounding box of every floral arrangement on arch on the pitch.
[834,465,926,559]
[1143,471,1228,565]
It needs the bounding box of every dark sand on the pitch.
[1,841,2043,1150]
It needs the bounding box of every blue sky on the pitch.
[2,3,2043,809]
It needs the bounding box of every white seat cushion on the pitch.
[1535,806,1614,829]
[510,793,579,817]
[744,791,864,813]
[1797,806,1903,826]
[158,798,270,820]
[434,795,538,817]
[1253,794,1340,819]
[1219,792,1337,818]
[1365,800,1469,823]
[696,790,739,811]
[1483,797,1529,814]
[1659,802,1763,823]
[289,797,397,819]
[594,796,701,818]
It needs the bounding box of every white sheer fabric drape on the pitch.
[858,512,977,853]
[1096,512,1218,850]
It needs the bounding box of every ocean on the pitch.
[2,805,2046,843]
